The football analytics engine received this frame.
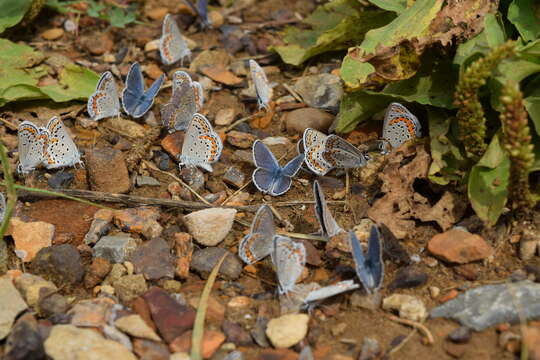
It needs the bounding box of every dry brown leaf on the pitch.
[200,65,243,86]
[249,102,275,129]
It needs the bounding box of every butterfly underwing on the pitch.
[87,71,120,121]
[381,102,421,151]
[252,140,304,196]
[313,180,344,238]
[303,280,360,304]
[17,121,48,174]
[160,14,192,66]
[179,113,223,172]
[271,235,306,295]
[238,204,275,264]
[249,60,272,110]
[350,225,384,294]
[44,116,82,170]
[122,62,165,118]
[160,71,201,132]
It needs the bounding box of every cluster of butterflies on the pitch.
[239,180,384,304]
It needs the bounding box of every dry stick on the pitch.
[143,160,211,205]
[387,329,418,356]
[386,314,434,345]
[223,114,257,133]
[0,118,18,131]
[282,83,304,104]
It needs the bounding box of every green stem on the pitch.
[0,142,17,241]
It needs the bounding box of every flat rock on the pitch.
[113,274,148,304]
[161,132,185,159]
[215,108,235,125]
[179,167,205,192]
[38,292,70,318]
[48,172,74,189]
[69,297,115,328]
[142,287,196,343]
[431,281,540,331]
[389,266,428,290]
[285,108,334,135]
[130,238,175,281]
[4,313,44,359]
[136,176,161,187]
[223,320,253,346]
[223,167,246,188]
[428,229,493,264]
[7,217,54,262]
[0,276,28,340]
[13,273,57,308]
[183,208,236,246]
[382,294,427,322]
[191,247,242,280]
[114,207,163,239]
[174,233,193,280]
[93,235,138,263]
[33,244,85,286]
[115,314,161,342]
[293,74,343,111]
[226,131,257,149]
[85,147,130,193]
[169,330,225,358]
[266,313,309,348]
[84,257,112,288]
[133,338,170,360]
[44,324,136,360]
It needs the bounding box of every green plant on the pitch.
[0,142,17,241]
[87,1,139,28]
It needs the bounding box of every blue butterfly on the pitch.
[252,140,304,196]
[350,225,384,294]
[183,0,211,28]
[121,62,165,118]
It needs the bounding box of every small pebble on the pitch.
[447,326,472,344]
[48,172,74,189]
[265,314,309,348]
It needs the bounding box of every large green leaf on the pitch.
[468,134,510,226]
[274,0,394,66]
[507,0,540,43]
[0,0,33,34]
[367,0,407,14]
[335,91,393,133]
[0,39,99,107]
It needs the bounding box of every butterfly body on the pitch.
[249,60,272,110]
[87,71,120,121]
[179,113,222,172]
[160,14,191,66]
[238,205,275,264]
[122,62,165,118]
[271,235,306,295]
[252,140,304,196]
[382,102,421,151]
[350,225,384,294]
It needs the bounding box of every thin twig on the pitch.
[10,184,113,210]
[386,315,434,345]
[0,118,18,131]
[223,114,257,133]
[282,83,303,104]
[0,142,17,240]
[143,160,211,205]
[387,329,418,356]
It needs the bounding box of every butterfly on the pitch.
[300,128,367,176]
[350,225,384,294]
[43,116,82,170]
[303,279,360,304]
[179,113,223,172]
[161,71,204,132]
[252,140,304,196]
[381,102,421,152]
[313,180,344,238]
[160,14,192,66]
[121,62,165,118]
[87,71,120,121]
[238,204,276,265]
[0,193,5,224]
[271,235,306,295]
[17,121,48,174]
[249,60,272,110]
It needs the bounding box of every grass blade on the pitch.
[0,142,17,240]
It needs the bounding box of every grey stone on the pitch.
[447,326,472,344]
[5,313,44,360]
[180,167,205,191]
[48,172,74,189]
[222,167,245,188]
[430,281,540,331]
[84,218,112,245]
[191,247,242,280]
[33,244,85,286]
[293,73,343,111]
[135,176,161,187]
[359,337,381,360]
[93,236,137,263]
[130,238,175,280]
[0,277,28,340]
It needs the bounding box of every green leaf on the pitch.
[367,0,407,14]
[507,0,540,43]
[273,0,394,66]
[0,39,99,107]
[335,91,393,133]
[107,6,138,28]
[468,134,510,226]
[0,0,33,33]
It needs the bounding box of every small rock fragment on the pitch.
[133,338,170,360]
[265,314,309,348]
[226,131,257,149]
[69,297,115,328]
[115,314,161,342]
[191,247,242,280]
[215,108,236,125]
[169,330,225,358]
[48,172,74,189]
[447,326,472,344]
[14,273,57,308]
[0,276,28,340]
[41,28,64,40]
[130,238,175,280]
[174,233,193,279]
[183,208,236,246]
[293,73,343,110]
[359,336,381,360]
[7,217,55,262]
[86,148,130,193]
[114,207,163,239]
[38,292,70,318]
[180,167,205,191]
[382,294,427,322]
[93,235,138,264]
[113,274,148,304]
[4,313,44,359]
[389,266,428,290]
[285,108,335,135]
[427,229,493,264]
[223,320,253,346]
[161,132,185,159]
[135,176,161,187]
[33,244,85,286]
[84,257,112,288]
[223,167,245,188]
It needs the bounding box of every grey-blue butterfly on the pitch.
[252,140,304,196]
[350,225,384,294]
[121,62,165,118]
[272,235,306,295]
[249,60,271,110]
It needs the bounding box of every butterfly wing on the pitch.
[130,73,164,118]
[239,205,275,264]
[249,60,271,110]
[382,102,421,149]
[122,62,145,117]
[160,14,191,66]
[161,82,196,132]
[252,140,280,194]
[366,225,384,291]
[303,128,332,175]
[313,180,343,238]
[281,153,305,177]
[17,121,45,174]
[87,71,120,121]
[44,117,81,169]
[267,153,304,196]
[192,81,204,111]
[324,135,367,169]
[303,280,360,304]
[271,235,306,295]
[179,113,222,171]
[197,0,211,27]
